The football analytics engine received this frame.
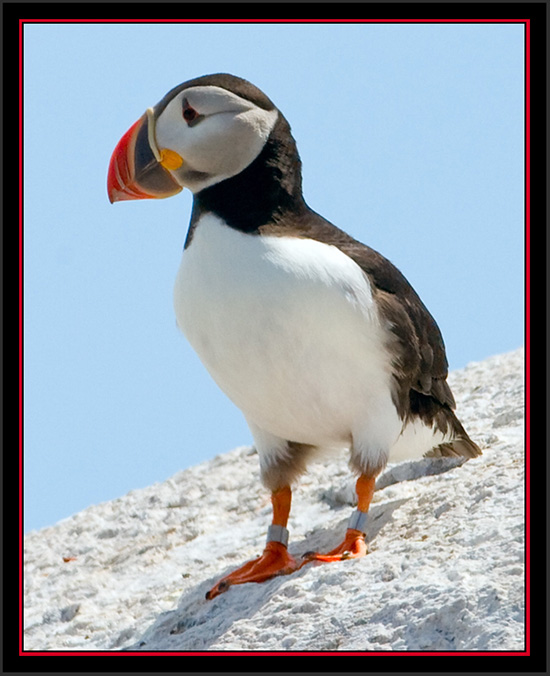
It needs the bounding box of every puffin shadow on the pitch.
[376,456,467,490]
[122,556,312,651]
[364,498,410,541]
[123,498,408,652]
[320,457,467,511]
[289,497,409,560]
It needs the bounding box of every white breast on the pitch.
[173,214,403,458]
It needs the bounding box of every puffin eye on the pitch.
[183,106,198,122]
[182,99,201,125]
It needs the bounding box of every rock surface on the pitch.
[23,349,525,652]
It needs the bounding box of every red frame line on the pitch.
[18,17,531,659]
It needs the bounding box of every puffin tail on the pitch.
[389,392,482,463]
[425,408,482,459]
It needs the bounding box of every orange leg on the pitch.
[206,486,299,600]
[302,474,375,563]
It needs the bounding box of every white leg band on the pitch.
[348,509,368,533]
[267,524,289,547]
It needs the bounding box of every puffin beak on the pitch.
[107,109,183,203]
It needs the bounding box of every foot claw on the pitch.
[206,578,232,600]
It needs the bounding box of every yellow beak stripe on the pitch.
[159,148,184,171]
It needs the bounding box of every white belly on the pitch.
[173,214,402,454]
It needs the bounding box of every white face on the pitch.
[153,85,279,193]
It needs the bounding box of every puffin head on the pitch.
[107,73,279,203]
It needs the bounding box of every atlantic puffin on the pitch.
[107,73,481,600]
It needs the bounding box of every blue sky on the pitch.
[23,21,525,533]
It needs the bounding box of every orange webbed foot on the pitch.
[302,528,367,563]
[206,541,299,600]
[302,477,374,563]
